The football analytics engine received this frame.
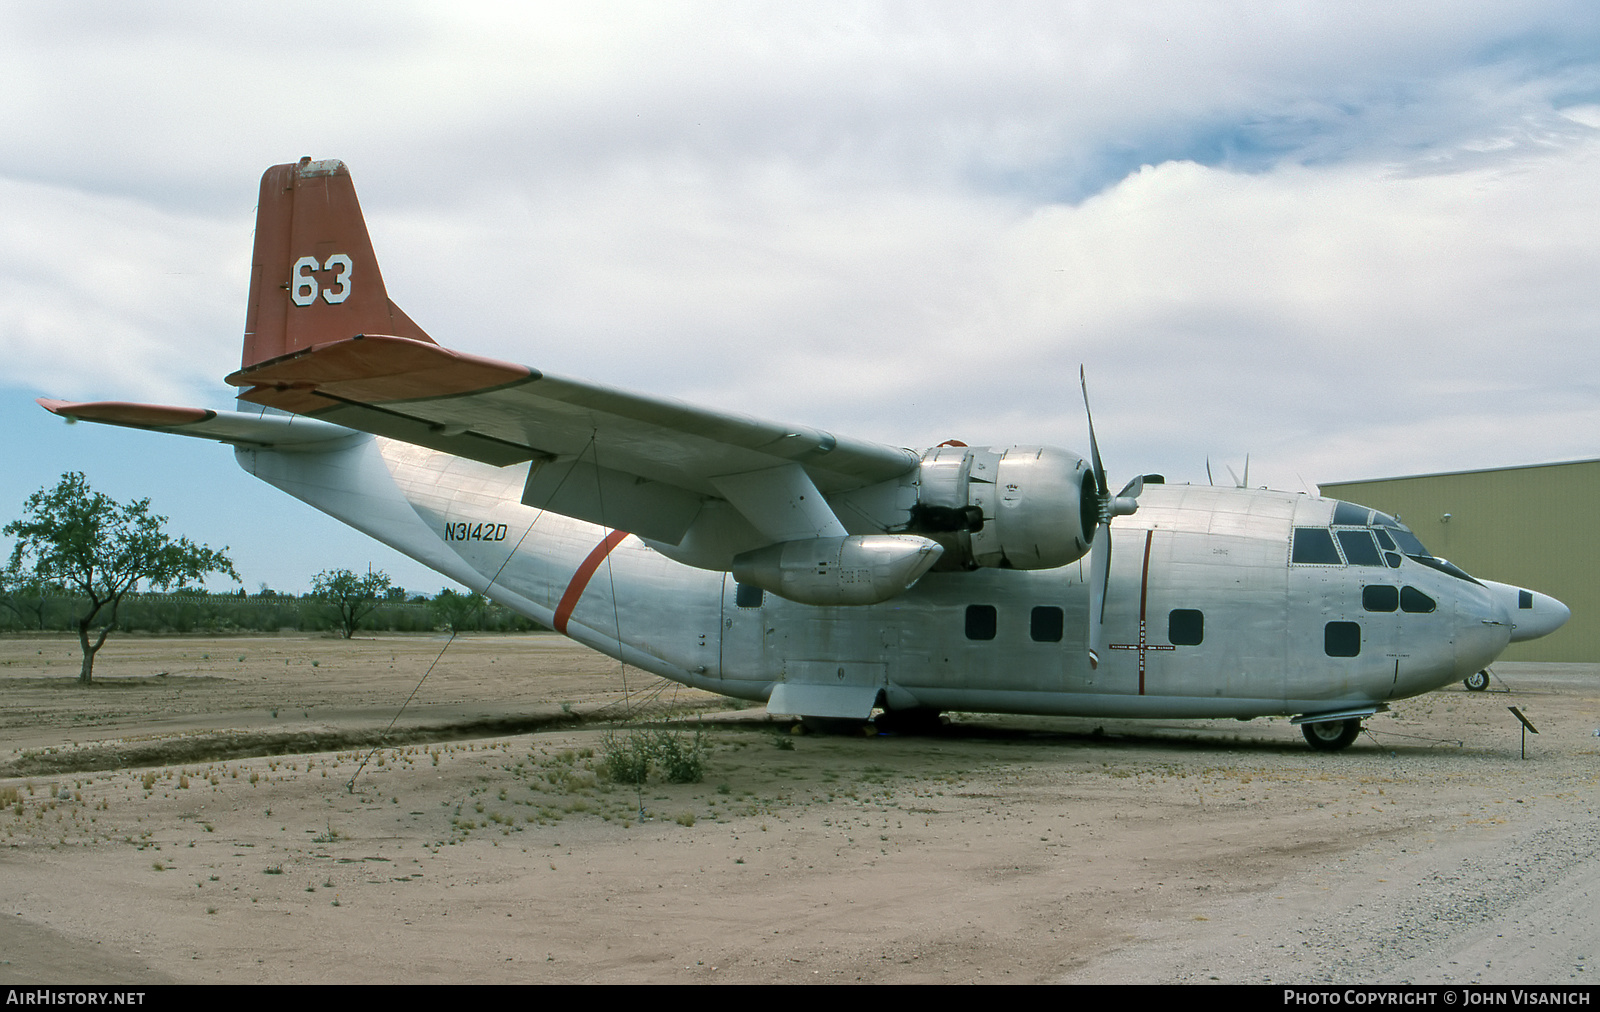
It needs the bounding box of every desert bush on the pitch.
[600,728,705,785]
[653,729,705,784]
[600,731,653,785]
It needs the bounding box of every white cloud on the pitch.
[2,1,1598,506]
[0,176,246,402]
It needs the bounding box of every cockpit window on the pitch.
[1291,527,1342,565]
[1371,510,1402,529]
[1336,503,1483,584]
[1332,501,1372,527]
[1387,526,1431,558]
[1407,554,1482,585]
[1336,530,1383,567]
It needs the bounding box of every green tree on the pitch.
[0,564,62,631]
[4,472,238,684]
[311,567,392,639]
[430,587,486,633]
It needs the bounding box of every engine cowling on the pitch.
[908,444,1095,570]
[732,535,944,606]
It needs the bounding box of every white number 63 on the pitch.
[290,254,353,306]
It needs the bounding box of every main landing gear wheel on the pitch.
[799,716,872,736]
[874,707,945,735]
[1302,718,1361,752]
[1464,670,1491,692]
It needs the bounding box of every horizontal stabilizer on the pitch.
[38,399,358,448]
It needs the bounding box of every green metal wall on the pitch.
[1320,460,1597,662]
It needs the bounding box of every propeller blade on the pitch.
[1087,519,1111,668]
[1079,367,1143,671]
[1079,366,1107,504]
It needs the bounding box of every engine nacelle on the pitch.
[909,444,1095,570]
[732,535,944,606]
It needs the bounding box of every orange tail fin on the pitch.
[242,158,434,368]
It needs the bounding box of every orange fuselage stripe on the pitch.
[553,529,630,634]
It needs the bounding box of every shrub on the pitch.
[600,728,706,785]
[600,731,653,785]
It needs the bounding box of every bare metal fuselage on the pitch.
[241,433,1512,721]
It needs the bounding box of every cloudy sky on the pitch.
[3,2,1598,593]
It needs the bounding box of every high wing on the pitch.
[227,157,920,549]
[46,156,918,553]
[223,335,917,545]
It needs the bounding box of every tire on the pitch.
[1464,670,1490,692]
[799,716,871,736]
[874,707,945,735]
[1302,718,1361,751]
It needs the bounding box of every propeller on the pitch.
[1080,368,1144,669]
[1225,453,1250,489]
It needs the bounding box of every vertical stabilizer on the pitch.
[242,158,434,368]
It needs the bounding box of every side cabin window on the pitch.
[1030,606,1064,643]
[965,604,998,641]
[1325,621,1361,657]
[734,582,765,608]
[1400,587,1436,614]
[1364,585,1437,614]
[1168,609,1203,646]
[1363,585,1398,612]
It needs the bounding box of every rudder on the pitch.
[242,158,434,368]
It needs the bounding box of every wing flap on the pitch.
[521,457,704,543]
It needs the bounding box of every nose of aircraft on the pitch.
[1479,580,1572,643]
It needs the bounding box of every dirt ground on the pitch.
[1,632,1596,984]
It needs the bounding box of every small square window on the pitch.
[1030,606,1064,642]
[1168,609,1203,646]
[1363,586,1398,612]
[734,582,764,608]
[965,604,997,641]
[1325,621,1361,657]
